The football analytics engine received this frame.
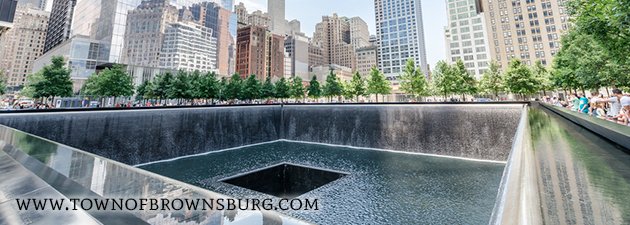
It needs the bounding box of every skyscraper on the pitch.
[0,5,48,87]
[444,0,491,79]
[0,0,18,36]
[312,14,358,70]
[349,17,370,50]
[42,0,74,53]
[374,0,429,80]
[18,0,47,10]
[479,0,570,68]
[236,25,284,80]
[267,0,285,35]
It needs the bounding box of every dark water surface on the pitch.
[140,141,505,224]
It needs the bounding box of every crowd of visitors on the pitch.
[548,89,630,126]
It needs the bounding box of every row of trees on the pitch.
[132,67,393,103]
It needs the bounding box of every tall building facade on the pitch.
[42,0,74,53]
[0,0,18,36]
[34,0,237,88]
[284,33,309,80]
[18,0,47,10]
[158,22,217,72]
[356,45,378,77]
[0,5,49,87]
[479,0,570,68]
[374,0,429,80]
[267,0,285,35]
[444,0,491,79]
[349,17,370,50]
[312,14,358,70]
[236,25,284,80]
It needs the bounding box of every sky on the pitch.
[235,0,448,67]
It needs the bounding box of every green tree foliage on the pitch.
[399,59,429,100]
[478,61,504,99]
[201,72,220,101]
[274,77,291,99]
[242,75,262,101]
[170,70,193,100]
[504,58,539,99]
[532,60,552,96]
[30,56,73,99]
[81,65,134,98]
[261,76,275,99]
[189,70,204,99]
[152,72,174,100]
[307,75,322,99]
[0,70,6,95]
[323,70,343,101]
[341,80,355,101]
[217,77,228,101]
[349,71,366,102]
[452,59,477,99]
[225,74,243,100]
[22,71,44,98]
[290,76,305,100]
[367,67,391,102]
[136,80,153,100]
[431,60,458,99]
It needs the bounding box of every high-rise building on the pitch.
[349,17,370,50]
[356,45,378,77]
[287,19,301,35]
[123,0,179,69]
[374,0,429,80]
[42,0,74,53]
[444,0,490,79]
[284,33,309,80]
[267,0,285,35]
[0,0,18,36]
[236,25,284,80]
[312,13,357,70]
[0,5,48,87]
[479,0,570,69]
[18,0,47,10]
[34,0,237,88]
[158,22,217,73]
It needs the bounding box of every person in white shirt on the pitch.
[595,89,623,119]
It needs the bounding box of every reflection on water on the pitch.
[529,107,630,224]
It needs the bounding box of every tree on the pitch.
[225,74,243,100]
[136,80,152,101]
[189,70,204,100]
[170,70,193,103]
[31,56,73,101]
[367,67,391,102]
[478,61,504,100]
[290,76,305,101]
[307,75,322,99]
[0,70,6,95]
[217,77,228,101]
[22,71,45,98]
[242,75,262,101]
[81,65,134,100]
[274,77,291,100]
[152,72,174,103]
[399,59,429,101]
[431,61,458,100]
[261,76,275,99]
[452,59,477,101]
[323,70,343,102]
[349,71,366,102]
[342,80,355,101]
[532,60,552,97]
[504,58,539,99]
[200,72,220,103]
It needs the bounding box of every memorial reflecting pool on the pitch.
[140,141,505,224]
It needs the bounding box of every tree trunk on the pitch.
[605,87,610,96]
[375,94,379,103]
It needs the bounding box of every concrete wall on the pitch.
[0,104,523,164]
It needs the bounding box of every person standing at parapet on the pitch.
[618,96,630,126]
[595,89,624,120]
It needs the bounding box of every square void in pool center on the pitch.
[221,163,348,199]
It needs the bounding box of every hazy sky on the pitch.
[236,0,448,67]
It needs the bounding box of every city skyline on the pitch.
[236,0,447,68]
